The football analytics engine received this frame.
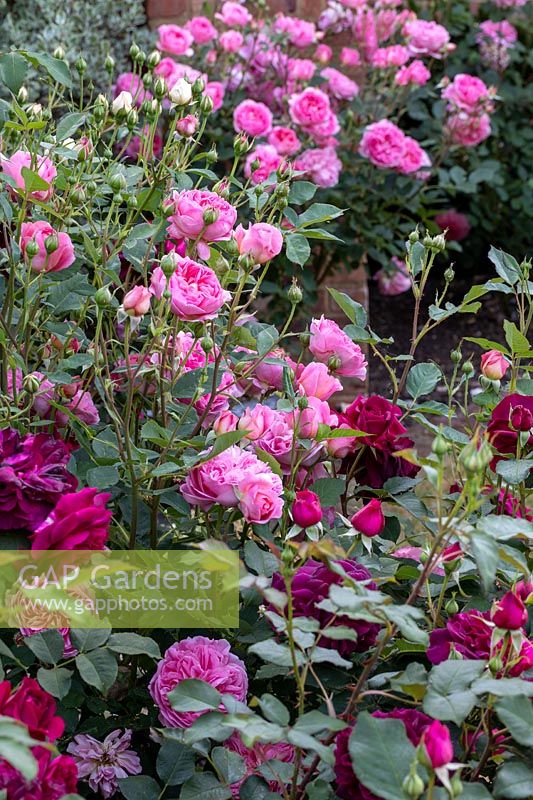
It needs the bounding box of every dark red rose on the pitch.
[342,395,408,448]
[487,394,533,466]
[0,677,65,742]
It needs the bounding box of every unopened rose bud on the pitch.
[450,773,463,798]
[432,433,449,457]
[288,282,303,304]
[95,286,112,308]
[17,86,28,103]
[109,172,126,193]
[421,721,453,769]
[169,78,192,106]
[327,355,342,372]
[74,56,87,74]
[459,440,483,475]
[300,332,310,349]
[146,50,161,69]
[44,234,59,254]
[445,597,459,615]
[510,404,533,432]
[22,373,41,394]
[53,46,65,60]
[297,395,308,411]
[134,50,146,66]
[450,349,462,363]
[112,91,133,115]
[28,103,43,118]
[432,234,446,251]
[213,411,238,435]
[160,251,179,277]
[351,499,385,538]
[480,350,509,381]
[488,655,503,674]
[62,381,79,399]
[461,361,474,377]
[444,267,455,283]
[25,239,40,260]
[292,490,322,528]
[153,77,167,100]
[201,335,214,353]
[402,770,424,799]
[203,208,219,226]
[408,230,419,244]
[123,285,151,317]
[492,589,528,630]
[126,108,138,129]
[104,55,115,73]
[176,114,198,137]
[233,133,251,156]
[200,94,214,114]
[192,77,205,96]
[129,43,140,60]
[70,186,86,205]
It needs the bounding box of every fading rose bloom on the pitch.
[435,209,471,241]
[442,73,493,114]
[234,222,283,264]
[481,350,510,381]
[447,112,491,147]
[289,87,331,128]
[309,316,367,379]
[293,146,342,188]
[219,30,244,52]
[245,144,284,184]
[321,67,359,100]
[268,126,302,156]
[375,256,411,296]
[157,24,194,55]
[20,221,75,273]
[186,16,217,44]
[340,47,361,67]
[30,487,112,550]
[403,19,452,59]
[297,362,343,401]
[68,729,141,799]
[359,119,405,169]
[149,636,248,728]
[205,81,225,112]
[233,99,273,138]
[216,1,252,26]
[395,59,431,86]
[1,149,56,201]
[150,257,231,322]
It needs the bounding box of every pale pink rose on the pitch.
[442,74,492,113]
[371,45,410,67]
[435,209,471,241]
[1,150,56,201]
[233,100,273,138]
[289,87,331,128]
[216,1,252,27]
[358,119,406,169]
[340,47,361,67]
[238,404,279,440]
[255,417,294,465]
[214,410,238,435]
[315,44,333,63]
[234,223,283,264]
[219,30,244,52]
[252,347,298,392]
[297,362,343,401]
[114,71,150,105]
[19,221,75,273]
[321,67,359,100]
[67,390,100,426]
[167,189,237,248]
[157,24,194,56]
[327,423,361,459]
[244,144,283,184]
[287,396,337,439]
[186,16,217,44]
[287,58,316,82]
[403,19,452,59]
[123,285,151,317]
[481,350,510,380]
[395,59,431,86]
[309,316,367,379]
[274,15,317,48]
[150,257,231,321]
[176,114,199,137]
[447,112,491,147]
[397,136,431,175]
[181,445,248,509]
[293,146,342,188]
[268,126,302,156]
[236,473,284,523]
[205,81,225,112]
[375,256,411,296]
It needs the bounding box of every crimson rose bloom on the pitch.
[487,394,533,466]
[340,395,419,488]
[0,677,65,742]
[292,490,322,528]
[271,559,380,657]
[0,749,78,800]
[0,428,77,531]
[334,708,432,800]
[30,487,112,550]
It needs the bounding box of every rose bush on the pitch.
[0,40,531,800]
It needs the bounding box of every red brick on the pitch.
[146,0,188,23]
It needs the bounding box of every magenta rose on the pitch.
[422,721,454,769]
[351,500,385,538]
[335,708,432,800]
[149,636,248,727]
[233,100,273,138]
[487,394,533,464]
[289,87,331,128]
[167,189,237,252]
[30,487,112,550]
[225,734,294,796]
[114,71,150,105]
[309,316,367,379]
[245,144,284,185]
[274,15,316,48]
[150,257,231,321]
[156,24,194,55]
[442,74,492,114]
[0,149,56,201]
[271,559,381,657]
[0,677,65,742]
[181,445,251,510]
[372,45,410,67]
[292,490,322,528]
[0,428,77,531]
[435,209,471,241]
[358,119,406,169]
[397,136,431,176]
[447,113,491,147]
[185,15,217,44]
[0,749,78,800]
[234,222,283,265]
[492,590,528,630]
[219,30,244,52]
[20,221,75,273]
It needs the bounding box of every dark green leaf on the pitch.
[169,679,222,712]
[349,713,416,800]
[0,53,28,93]
[285,233,310,266]
[118,775,161,800]
[156,740,195,786]
[24,630,65,664]
[494,761,533,798]
[495,696,533,746]
[406,363,442,399]
[37,666,72,699]
[107,633,160,659]
[76,649,118,693]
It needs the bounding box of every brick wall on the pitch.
[147,0,328,27]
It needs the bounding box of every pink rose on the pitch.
[205,81,225,112]
[422,721,454,769]
[403,19,452,59]
[340,47,361,67]
[238,404,279,441]
[371,45,410,67]
[309,316,367,379]
[30,487,112,550]
[289,87,331,128]
[1,149,56,201]
[315,44,333,64]
[287,58,316,82]
[297,362,343,401]
[150,257,231,321]
[114,71,150,105]
[216,1,252,27]
[157,24,194,56]
[359,119,406,169]
[442,74,492,113]
[167,189,237,251]
[181,445,248,510]
[293,147,342,188]
[236,473,284,524]
[186,16,217,44]
[213,410,238,435]
[395,59,431,86]
[481,350,510,381]
[219,30,244,52]
[123,285,151,317]
[154,58,181,88]
[233,100,273,138]
[435,209,471,241]
[234,223,283,264]
[176,114,199,137]
[287,396,338,439]
[274,15,316,48]
[20,221,75,273]
[477,20,517,47]
[375,257,411,296]
[397,136,431,176]
[251,347,297,392]
[321,67,359,100]
[244,144,283,184]
[292,490,322,528]
[351,499,385,537]
[268,126,302,156]
[447,112,491,147]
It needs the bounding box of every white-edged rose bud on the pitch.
[112,91,133,115]
[169,78,192,107]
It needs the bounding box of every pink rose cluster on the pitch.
[477,20,518,71]
[358,119,431,177]
[442,74,496,148]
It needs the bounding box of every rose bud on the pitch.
[421,721,454,769]
[510,404,533,432]
[292,490,322,528]
[491,590,528,630]
[169,78,192,107]
[112,90,133,115]
[480,350,510,381]
[176,114,199,137]
[351,499,385,538]
[515,579,533,604]
[123,286,151,317]
[213,411,238,436]
[441,542,463,564]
